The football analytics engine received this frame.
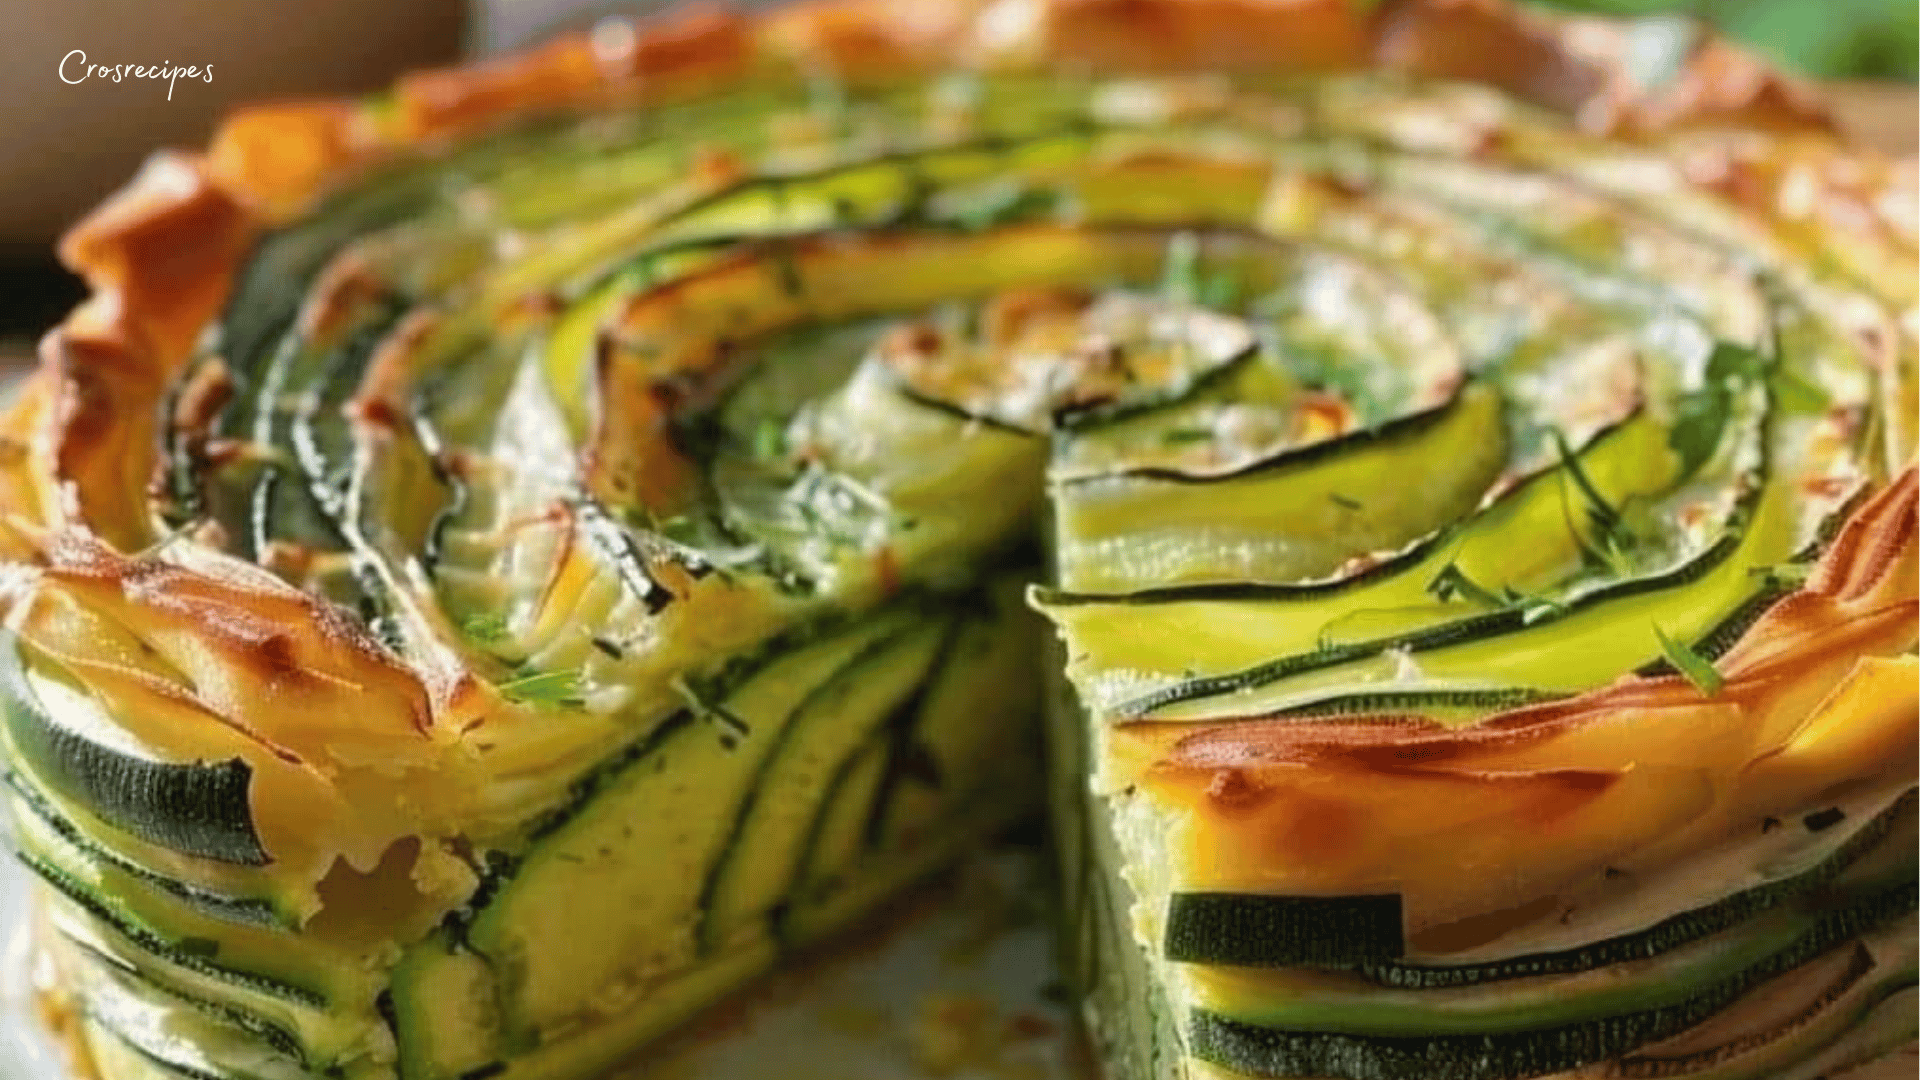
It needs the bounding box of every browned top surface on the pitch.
[1828,80,1920,153]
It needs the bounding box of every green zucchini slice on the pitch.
[1186,911,1918,1080]
[464,607,930,1036]
[0,643,268,867]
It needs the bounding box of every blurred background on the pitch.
[0,0,1912,342]
[1543,0,1916,82]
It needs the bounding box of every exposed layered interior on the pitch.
[1,3,1916,1080]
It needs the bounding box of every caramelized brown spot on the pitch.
[1043,0,1368,74]
[197,437,254,470]
[352,398,405,433]
[45,329,165,549]
[1802,473,1855,500]
[1204,768,1274,815]
[1471,125,1510,159]
[1295,392,1357,442]
[349,308,439,425]
[1320,173,1370,200]
[502,291,566,333]
[981,286,1094,349]
[258,540,318,581]
[187,519,232,552]
[172,359,234,434]
[692,145,746,189]
[296,256,387,342]
[1377,0,1604,120]
[874,544,901,597]
[59,153,254,365]
[1685,150,1768,211]
[624,4,753,81]
[151,360,238,524]
[1158,716,1449,771]
[249,633,307,681]
[877,321,947,373]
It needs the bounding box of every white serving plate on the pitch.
[0,844,1082,1080]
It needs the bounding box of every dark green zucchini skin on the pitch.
[0,642,270,867]
[5,774,285,928]
[1187,881,1917,1080]
[1250,687,1567,721]
[1165,788,1916,984]
[1166,893,1403,968]
[63,933,309,1068]
[1057,391,1467,489]
[22,851,324,1009]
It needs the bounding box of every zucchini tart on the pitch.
[2,1,1915,1078]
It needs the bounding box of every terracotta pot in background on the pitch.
[0,0,466,249]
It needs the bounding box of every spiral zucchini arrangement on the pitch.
[1,1,1914,1079]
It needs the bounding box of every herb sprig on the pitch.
[1551,428,1639,574]
[1655,624,1724,697]
[1668,341,1766,478]
[497,668,586,709]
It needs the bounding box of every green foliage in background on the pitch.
[1532,0,1918,80]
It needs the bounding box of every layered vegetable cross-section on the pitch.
[0,1,1915,1079]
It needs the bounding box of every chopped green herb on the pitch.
[1750,561,1813,586]
[949,184,1061,232]
[1667,391,1727,479]
[1161,232,1202,303]
[1551,428,1637,574]
[672,675,752,738]
[1551,430,1621,531]
[461,612,509,643]
[1328,493,1363,511]
[1427,562,1503,607]
[1512,589,1569,625]
[1772,368,1830,413]
[498,669,585,709]
[1162,427,1214,444]
[1279,340,1386,426]
[1655,624,1724,697]
[1198,264,1244,310]
[754,418,787,460]
[1668,341,1765,477]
